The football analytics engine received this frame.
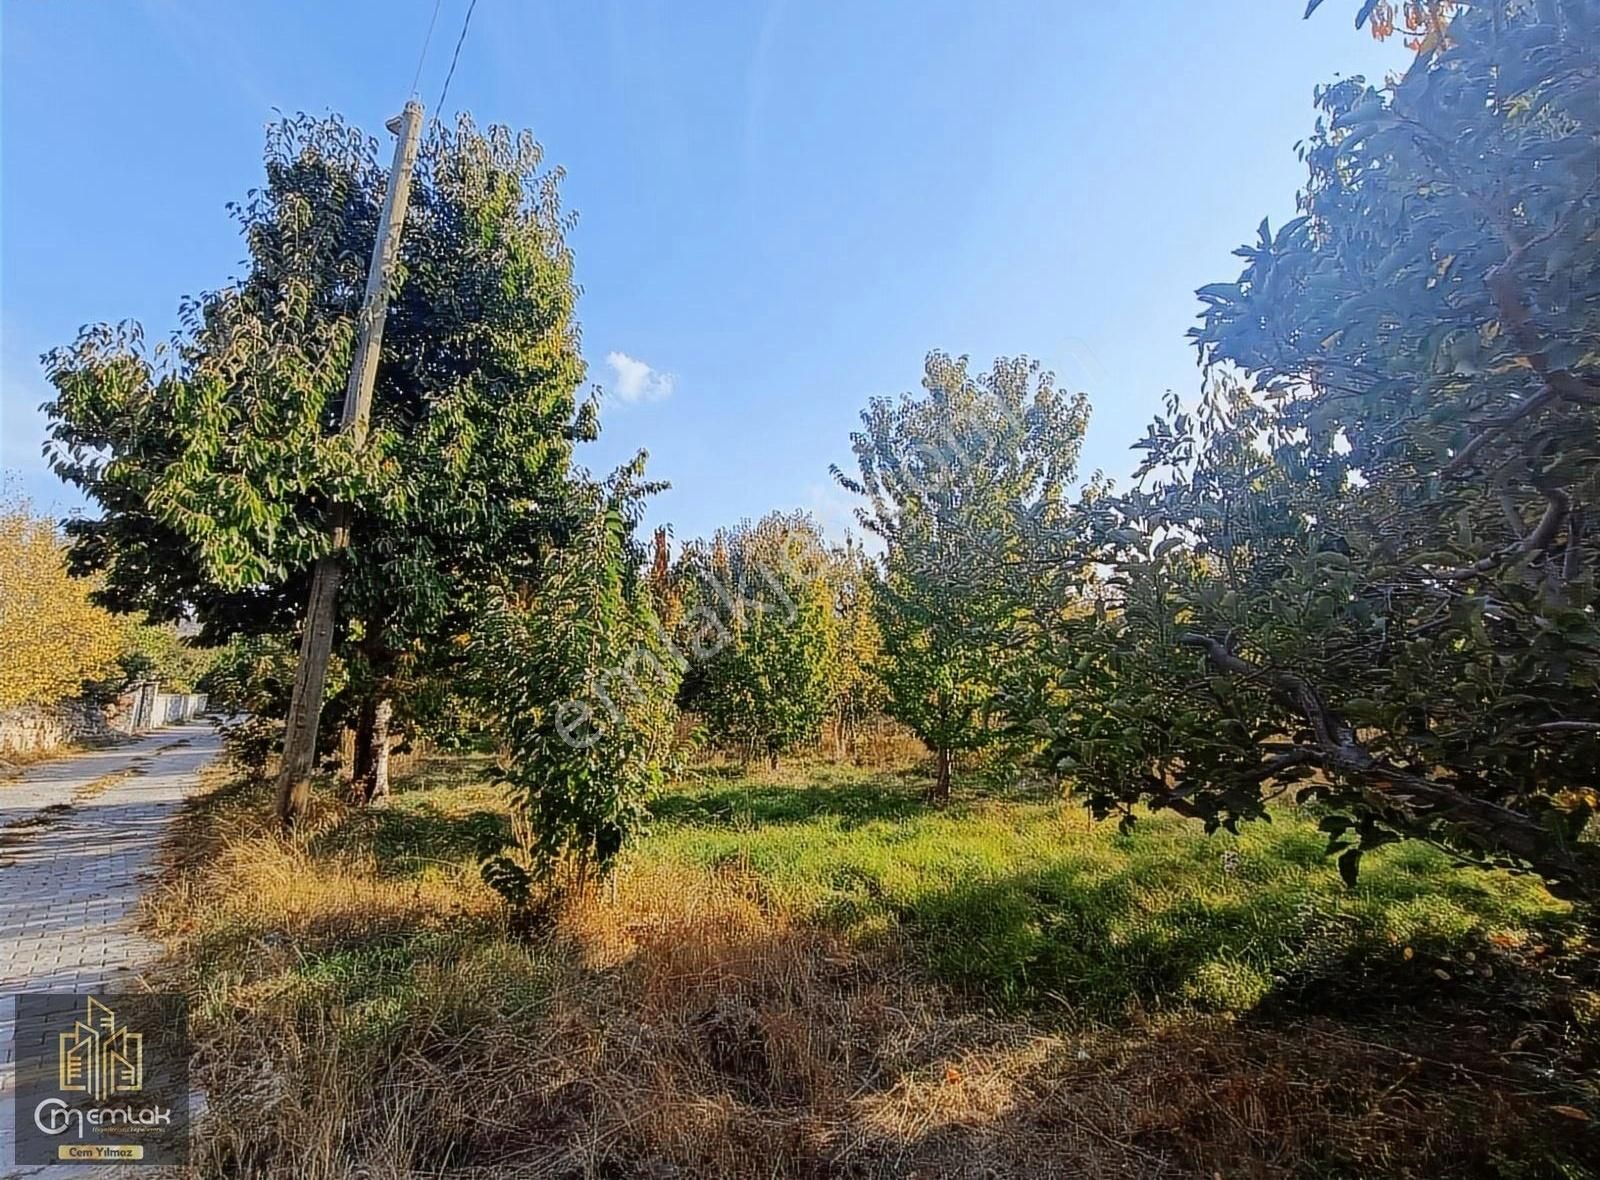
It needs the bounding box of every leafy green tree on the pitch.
[677,513,840,766]
[116,621,215,694]
[1039,0,1599,894]
[472,484,679,902]
[43,113,595,805]
[838,352,1090,802]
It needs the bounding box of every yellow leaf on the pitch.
[0,503,126,708]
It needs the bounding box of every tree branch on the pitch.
[1562,507,1584,586]
[1486,250,1600,409]
[1179,633,1352,752]
[1241,747,1318,783]
[1498,489,1527,539]
[1177,630,1589,887]
[1441,382,1561,476]
[1437,487,1569,580]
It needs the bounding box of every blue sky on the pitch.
[1,1,1403,544]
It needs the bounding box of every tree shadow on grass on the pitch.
[516,876,1592,1179]
[649,773,935,831]
[881,852,1584,1024]
[305,790,509,880]
[197,895,1594,1180]
[367,803,509,878]
[897,865,1278,1016]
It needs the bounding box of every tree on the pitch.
[117,621,215,694]
[1039,0,1599,894]
[43,114,595,811]
[0,500,125,709]
[199,633,334,781]
[837,352,1090,803]
[472,482,679,903]
[676,513,841,766]
[1305,0,1458,53]
[825,536,886,755]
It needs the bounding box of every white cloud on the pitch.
[604,351,675,404]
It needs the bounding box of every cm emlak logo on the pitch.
[11,992,189,1167]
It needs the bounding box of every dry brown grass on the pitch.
[143,767,1596,1179]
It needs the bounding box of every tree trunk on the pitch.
[355,695,394,805]
[933,747,953,806]
[368,697,393,803]
[350,696,378,796]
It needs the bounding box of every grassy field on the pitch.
[147,753,1599,1178]
[641,763,1564,1015]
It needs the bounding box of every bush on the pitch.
[472,505,681,901]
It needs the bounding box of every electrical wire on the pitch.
[409,0,446,97]
[433,0,480,122]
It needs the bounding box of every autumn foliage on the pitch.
[0,501,125,709]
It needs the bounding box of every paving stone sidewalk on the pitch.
[0,722,222,1179]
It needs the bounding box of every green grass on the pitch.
[291,755,1568,1018]
[305,754,510,877]
[156,755,1594,1178]
[633,763,1567,1015]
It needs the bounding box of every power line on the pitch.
[434,0,480,122]
[409,0,446,97]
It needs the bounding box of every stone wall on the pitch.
[0,684,209,759]
[0,700,118,758]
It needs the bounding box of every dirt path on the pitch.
[0,721,222,1178]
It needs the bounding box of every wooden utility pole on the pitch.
[275,100,424,830]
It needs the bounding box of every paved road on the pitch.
[0,721,222,1179]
